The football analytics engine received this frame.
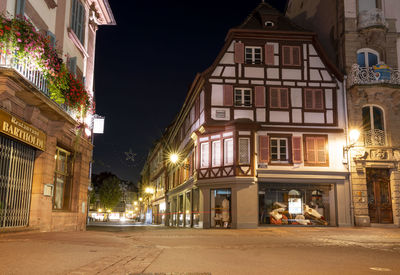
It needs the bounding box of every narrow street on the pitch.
[1,225,399,274]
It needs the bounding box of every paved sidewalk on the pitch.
[0,226,399,275]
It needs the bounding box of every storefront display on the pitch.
[259,183,332,226]
[211,189,231,228]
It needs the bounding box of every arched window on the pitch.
[357,48,379,67]
[362,105,385,146]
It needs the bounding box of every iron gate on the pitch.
[0,134,35,228]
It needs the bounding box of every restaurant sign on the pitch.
[0,109,46,151]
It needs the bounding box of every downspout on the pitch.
[342,75,354,226]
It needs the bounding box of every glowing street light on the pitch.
[169,153,179,164]
[349,129,360,144]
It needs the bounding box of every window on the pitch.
[71,0,85,43]
[200,143,209,168]
[304,89,324,110]
[357,48,379,67]
[245,47,262,64]
[234,88,252,107]
[53,147,72,210]
[224,138,234,165]
[212,141,221,167]
[270,88,289,108]
[304,136,328,166]
[362,106,385,146]
[282,45,301,66]
[270,138,288,163]
[358,0,378,12]
[16,0,25,16]
[238,138,250,165]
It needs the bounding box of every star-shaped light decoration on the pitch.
[124,148,136,163]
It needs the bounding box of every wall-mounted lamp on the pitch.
[168,152,190,170]
[343,129,361,161]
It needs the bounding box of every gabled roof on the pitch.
[237,2,306,32]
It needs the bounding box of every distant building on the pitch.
[287,0,400,226]
[141,3,351,228]
[0,0,115,232]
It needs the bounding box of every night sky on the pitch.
[92,0,287,184]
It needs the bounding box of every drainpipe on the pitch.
[342,75,355,226]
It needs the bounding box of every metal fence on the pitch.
[0,134,35,228]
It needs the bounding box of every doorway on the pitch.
[367,168,393,223]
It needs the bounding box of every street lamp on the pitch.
[343,129,360,160]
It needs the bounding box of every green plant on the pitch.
[0,14,92,116]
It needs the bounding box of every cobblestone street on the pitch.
[1,225,400,274]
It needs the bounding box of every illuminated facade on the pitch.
[141,3,351,228]
[0,0,115,232]
[287,0,400,227]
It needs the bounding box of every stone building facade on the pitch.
[0,0,115,232]
[287,0,400,226]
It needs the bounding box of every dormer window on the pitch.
[245,47,262,64]
[264,21,275,27]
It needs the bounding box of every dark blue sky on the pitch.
[93,0,287,183]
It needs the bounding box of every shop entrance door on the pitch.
[0,135,35,228]
[367,168,393,223]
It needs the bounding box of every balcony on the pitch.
[348,64,400,87]
[0,52,75,118]
[364,129,385,147]
[358,8,388,30]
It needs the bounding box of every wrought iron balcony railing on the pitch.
[0,52,74,117]
[364,129,385,147]
[358,8,388,30]
[348,64,400,87]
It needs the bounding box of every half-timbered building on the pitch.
[144,3,351,228]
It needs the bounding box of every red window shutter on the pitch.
[259,135,269,163]
[306,137,316,163]
[255,86,265,107]
[223,85,233,106]
[283,46,291,65]
[316,137,326,163]
[234,42,244,64]
[305,89,314,109]
[292,136,302,163]
[265,44,274,65]
[292,46,301,66]
[314,89,323,110]
[270,88,279,108]
[280,88,289,108]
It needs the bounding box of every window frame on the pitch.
[269,87,289,109]
[212,140,222,167]
[224,138,234,166]
[238,138,250,165]
[356,48,380,68]
[269,137,289,163]
[304,89,324,111]
[245,46,262,64]
[303,135,329,166]
[70,0,85,44]
[282,45,301,67]
[200,142,210,168]
[234,88,252,107]
[53,147,72,210]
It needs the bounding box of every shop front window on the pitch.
[185,191,191,227]
[259,183,332,226]
[178,194,184,227]
[192,188,200,227]
[172,197,177,226]
[211,189,231,228]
